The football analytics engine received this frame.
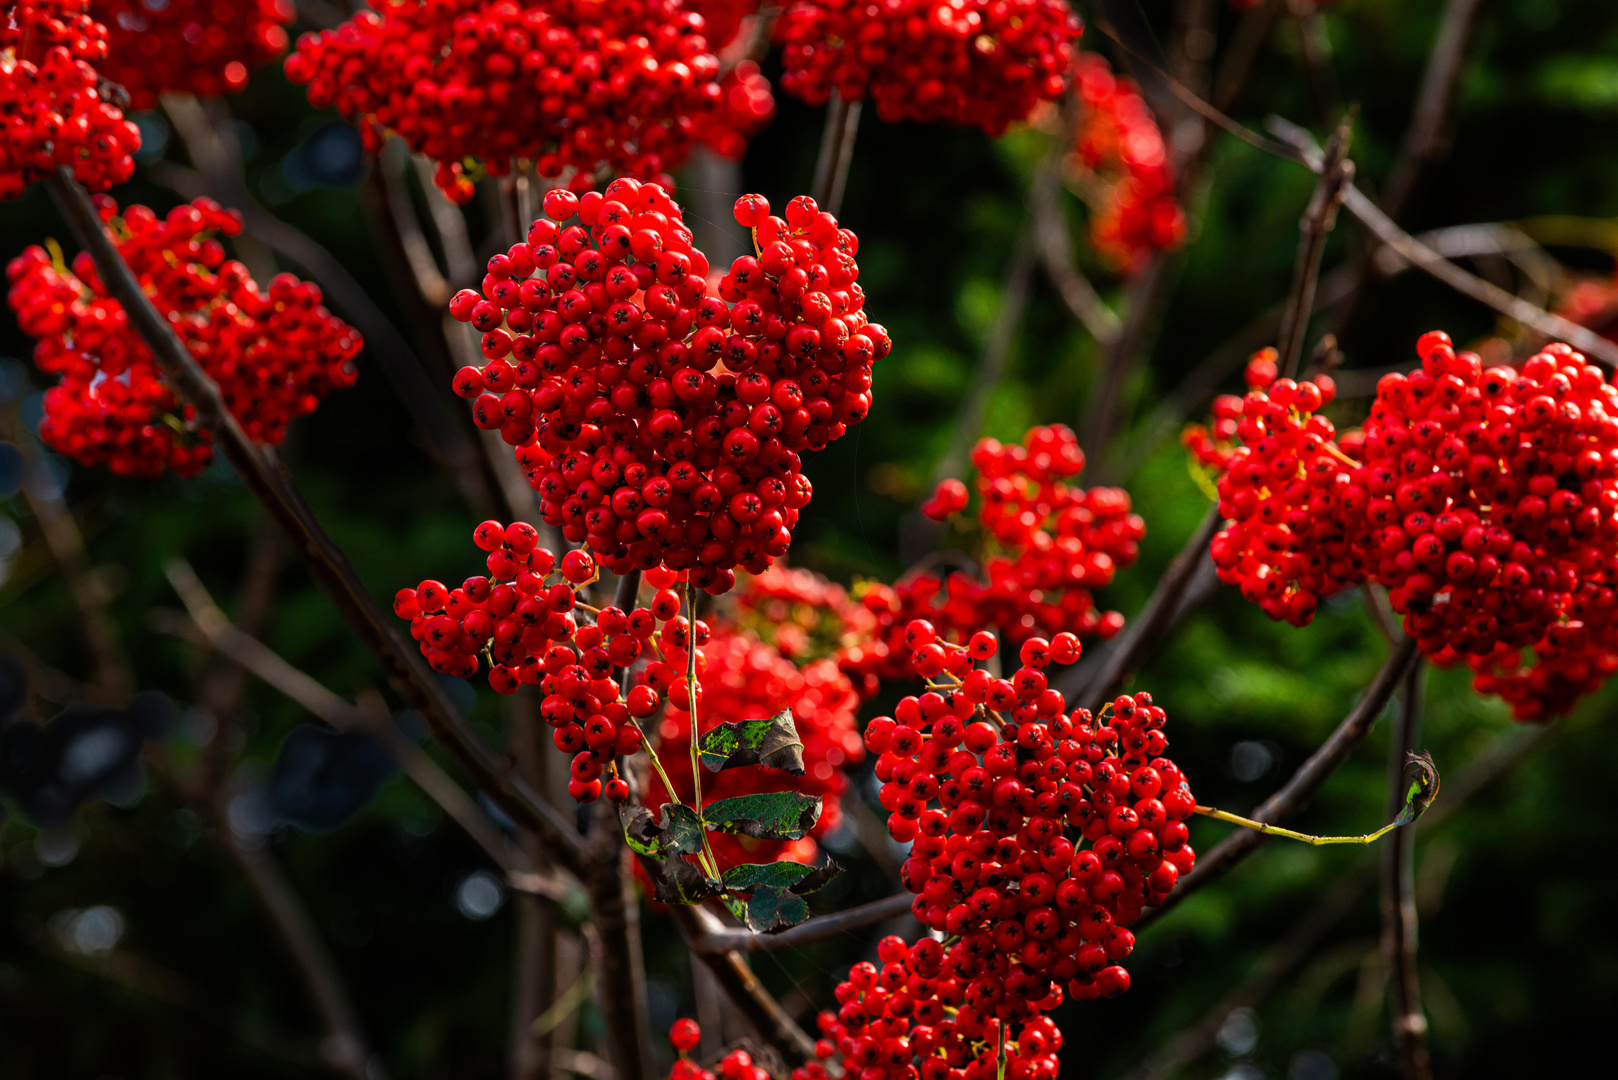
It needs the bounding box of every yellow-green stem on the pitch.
[685,580,722,881]
[1193,805,1404,846]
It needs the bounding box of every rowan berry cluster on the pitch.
[821,624,1194,1076]
[1069,51,1186,273]
[284,0,739,202]
[774,0,1082,136]
[843,425,1137,693]
[6,196,361,478]
[644,624,863,867]
[0,0,141,200]
[1180,348,1296,474]
[93,0,293,109]
[395,526,725,802]
[798,938,1065,1080]
[731,563,876,664]
[703,60,775,160]
[447,182,888,594]
[1210,330,1618,720]
[667,1019,767,1080]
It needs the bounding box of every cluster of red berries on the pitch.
[7,196,361,478]
[1068,51,1186,273]
[644,624,864,867]
[730,563,876,664]
[1181,348,1305,475]
[1209,330,1618,720]
[667,1019,768,1080]
[703,59,775,160]
[797,938,1065,1080]
[395,527,726,802]
[447,182,887,595]
[774,0,1082,136]
[93,0,293,109]
[1558,272,1618,345]
[284,0,740,203]
[686,0,759,51]
[842,425,1138,695]
[0,0,141,200]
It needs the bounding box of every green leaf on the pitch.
[651,858,722,905]
[722,859,842,895]
[744,885,810,933]
[703,792,822,841]
[698,710,805,775]
[1391,750,1441,828]
[621,803,704,858]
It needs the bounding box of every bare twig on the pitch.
[378,138,454,308]
[1030,163,1123,345]
[1277,115,1354,378]
[810,92,862,217]
[215,796,384,1080]
[1383,662,1433,1080]
[1055,506,1222,710]
[688,892,915,954]
[1139,636,1421,928]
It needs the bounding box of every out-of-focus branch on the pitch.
[1277,115,1353,378]
[1287,0,1340,124]
[810,92,862,217]
[586,808,654,1080]
[1382,662,1433,1080]
[215,795,386,1080]
[1030,164,1122,345]
[1381,0,1487,222]
[1139,636,1421,928]
[378,138,454,307]
[688,892,915,954]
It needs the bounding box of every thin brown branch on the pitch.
[1382,661,1433,1080]
[1139,636,1421,928]
[810,92,862,218]
[1030,163,1123,345]
[378,138,454,308]
[413,154,481,288]
[1277,115,1354,378]
[214,795,384,1080]
[688,892,915,954]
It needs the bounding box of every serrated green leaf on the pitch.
[651,858,722,905]
[621,802,705,858]
[744,885,810,932]
[703,792,822,841]
[1390,750,1440,828]
[698,710,805,775]
[721,858,841,895]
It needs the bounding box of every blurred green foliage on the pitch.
[4,0,1618,1078]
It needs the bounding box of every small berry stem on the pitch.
[684,579,722,880]
[1193,804,1405,846]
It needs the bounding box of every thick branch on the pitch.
[1382,661,1433,1080]
[586,816,654,1080]
[1140,636,1421,927]
[47,168,583,875]
[688,892,915,954]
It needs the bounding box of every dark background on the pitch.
[3,1,1618,1078]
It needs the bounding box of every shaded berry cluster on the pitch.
[6,196,361,477]
[1068,51,1186,273]
[448,182,887,594]
[731,562,876,664]
[284,0,741,202]
[0,0,140,200]
[93,0,293,109]
[774,0,1082,136]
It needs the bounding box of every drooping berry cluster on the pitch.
[798,939,1065,1080]
[284,0,740,202]
[1209,330,1618,720]
[0,0,140,200]
[843,425,1138,695]
[774,0,1082,136]
[92,0,293,109]
[6,197,361,478]
[1068,51,1186,274]
[447,183,888,594]
[731,563,876,664]
[395,528,719,802]
[644,624,864,868]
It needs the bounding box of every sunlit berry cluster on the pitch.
[730,563,876,664]
[0,0,141,200]
[395,529,723,802]
[284,0,739,202]
[6,196,361,478]
[845,425,1138,694]
[1209,330,1618,720]
[774,0,1082,136]
[447,182,888,594]
[1181,348,1306,475]
[846,624,1192,1069]
[93,0,293,109]
[644,624,864,868]
[1068,51,1186,273]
